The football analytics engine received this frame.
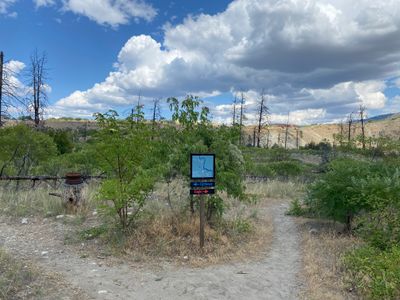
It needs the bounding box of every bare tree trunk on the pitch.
[30,50,47,127]
[232,95,237,125]
[253,127,256,147]
[296,128,299,149]
[257,91,268,148]
[239,92,245,145]
[284,112,290,150]
[151,98,160,139]
[266,129,270,149]
[360,105,366,150]
[339,121,344,147]
[347,113,353,144]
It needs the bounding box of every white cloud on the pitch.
[3,60,26,94]
[34,0,54,8]
[52,0,400,122]
[62,0,157,26]
[0,0,17,14]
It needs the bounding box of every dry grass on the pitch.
[297,218,361,300]
[0,182,98,218]
[246,179,305,201]
[0,248,87,299]
[95,179,274,267]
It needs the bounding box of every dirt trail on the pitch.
[0,203,302,300]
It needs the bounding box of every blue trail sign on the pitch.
[190,181,215,188]
[190,154,215,180]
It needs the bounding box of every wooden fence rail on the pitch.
[0,175,105,181]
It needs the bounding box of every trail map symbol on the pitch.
[192,155,214,179]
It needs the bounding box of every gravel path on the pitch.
[0,203,302,300]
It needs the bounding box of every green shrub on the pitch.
[286,199,306,216]
[305,158,373,230]
[0,125,57,176]
[343,245,400,299]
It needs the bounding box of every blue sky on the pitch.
[1,0,400,124]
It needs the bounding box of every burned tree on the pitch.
[359,105,367,149]
[347,112,354,144]
[28,49,48,127]
[0,51,23,127]
[284,112,290,150]
[151,98,162,139]
[232,94,237,125]
[256,90,269,148]
[238,92,245,145]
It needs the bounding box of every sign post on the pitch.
[190,153,215,248]
[199,196,205,248]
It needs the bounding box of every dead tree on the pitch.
[28,49,48,127]
[347,112,354,144]
[359,105,367,149]
[338,120,345,147]
[239,92,245,145]
[0,51,22,127]
[232,95,237,125]
[151,98,161,138]
[284,112,290,150]
[256,90,269,148]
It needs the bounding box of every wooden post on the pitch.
[199,196,205,248]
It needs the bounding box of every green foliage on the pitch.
[92,110,159,229]
[305,158,373,229]
[343,245,400,300]
[45,128,74,154]
[286,199,306,216]
[0,125,57,176]
[233,218,253,234]
[163,96,246,220]
[302,155,400,297]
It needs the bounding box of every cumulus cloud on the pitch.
[51,0,400,122]
[62,0,157,26]
[3,60,26,94]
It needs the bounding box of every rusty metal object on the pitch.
[65,172,83,185]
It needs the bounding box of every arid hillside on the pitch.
[244,113,400,148]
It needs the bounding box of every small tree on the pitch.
[166,96,246,220]
[305,158,373,232]
[93,110,158,229]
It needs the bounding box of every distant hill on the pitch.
[244,112,400,148]
[366,113,396,122]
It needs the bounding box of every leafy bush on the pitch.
[343,245,400,299]
[0,125,57,176]
[305,158,373,230]
[46,129,74,154]
[92,111,159,229]
[246,160,311,179]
